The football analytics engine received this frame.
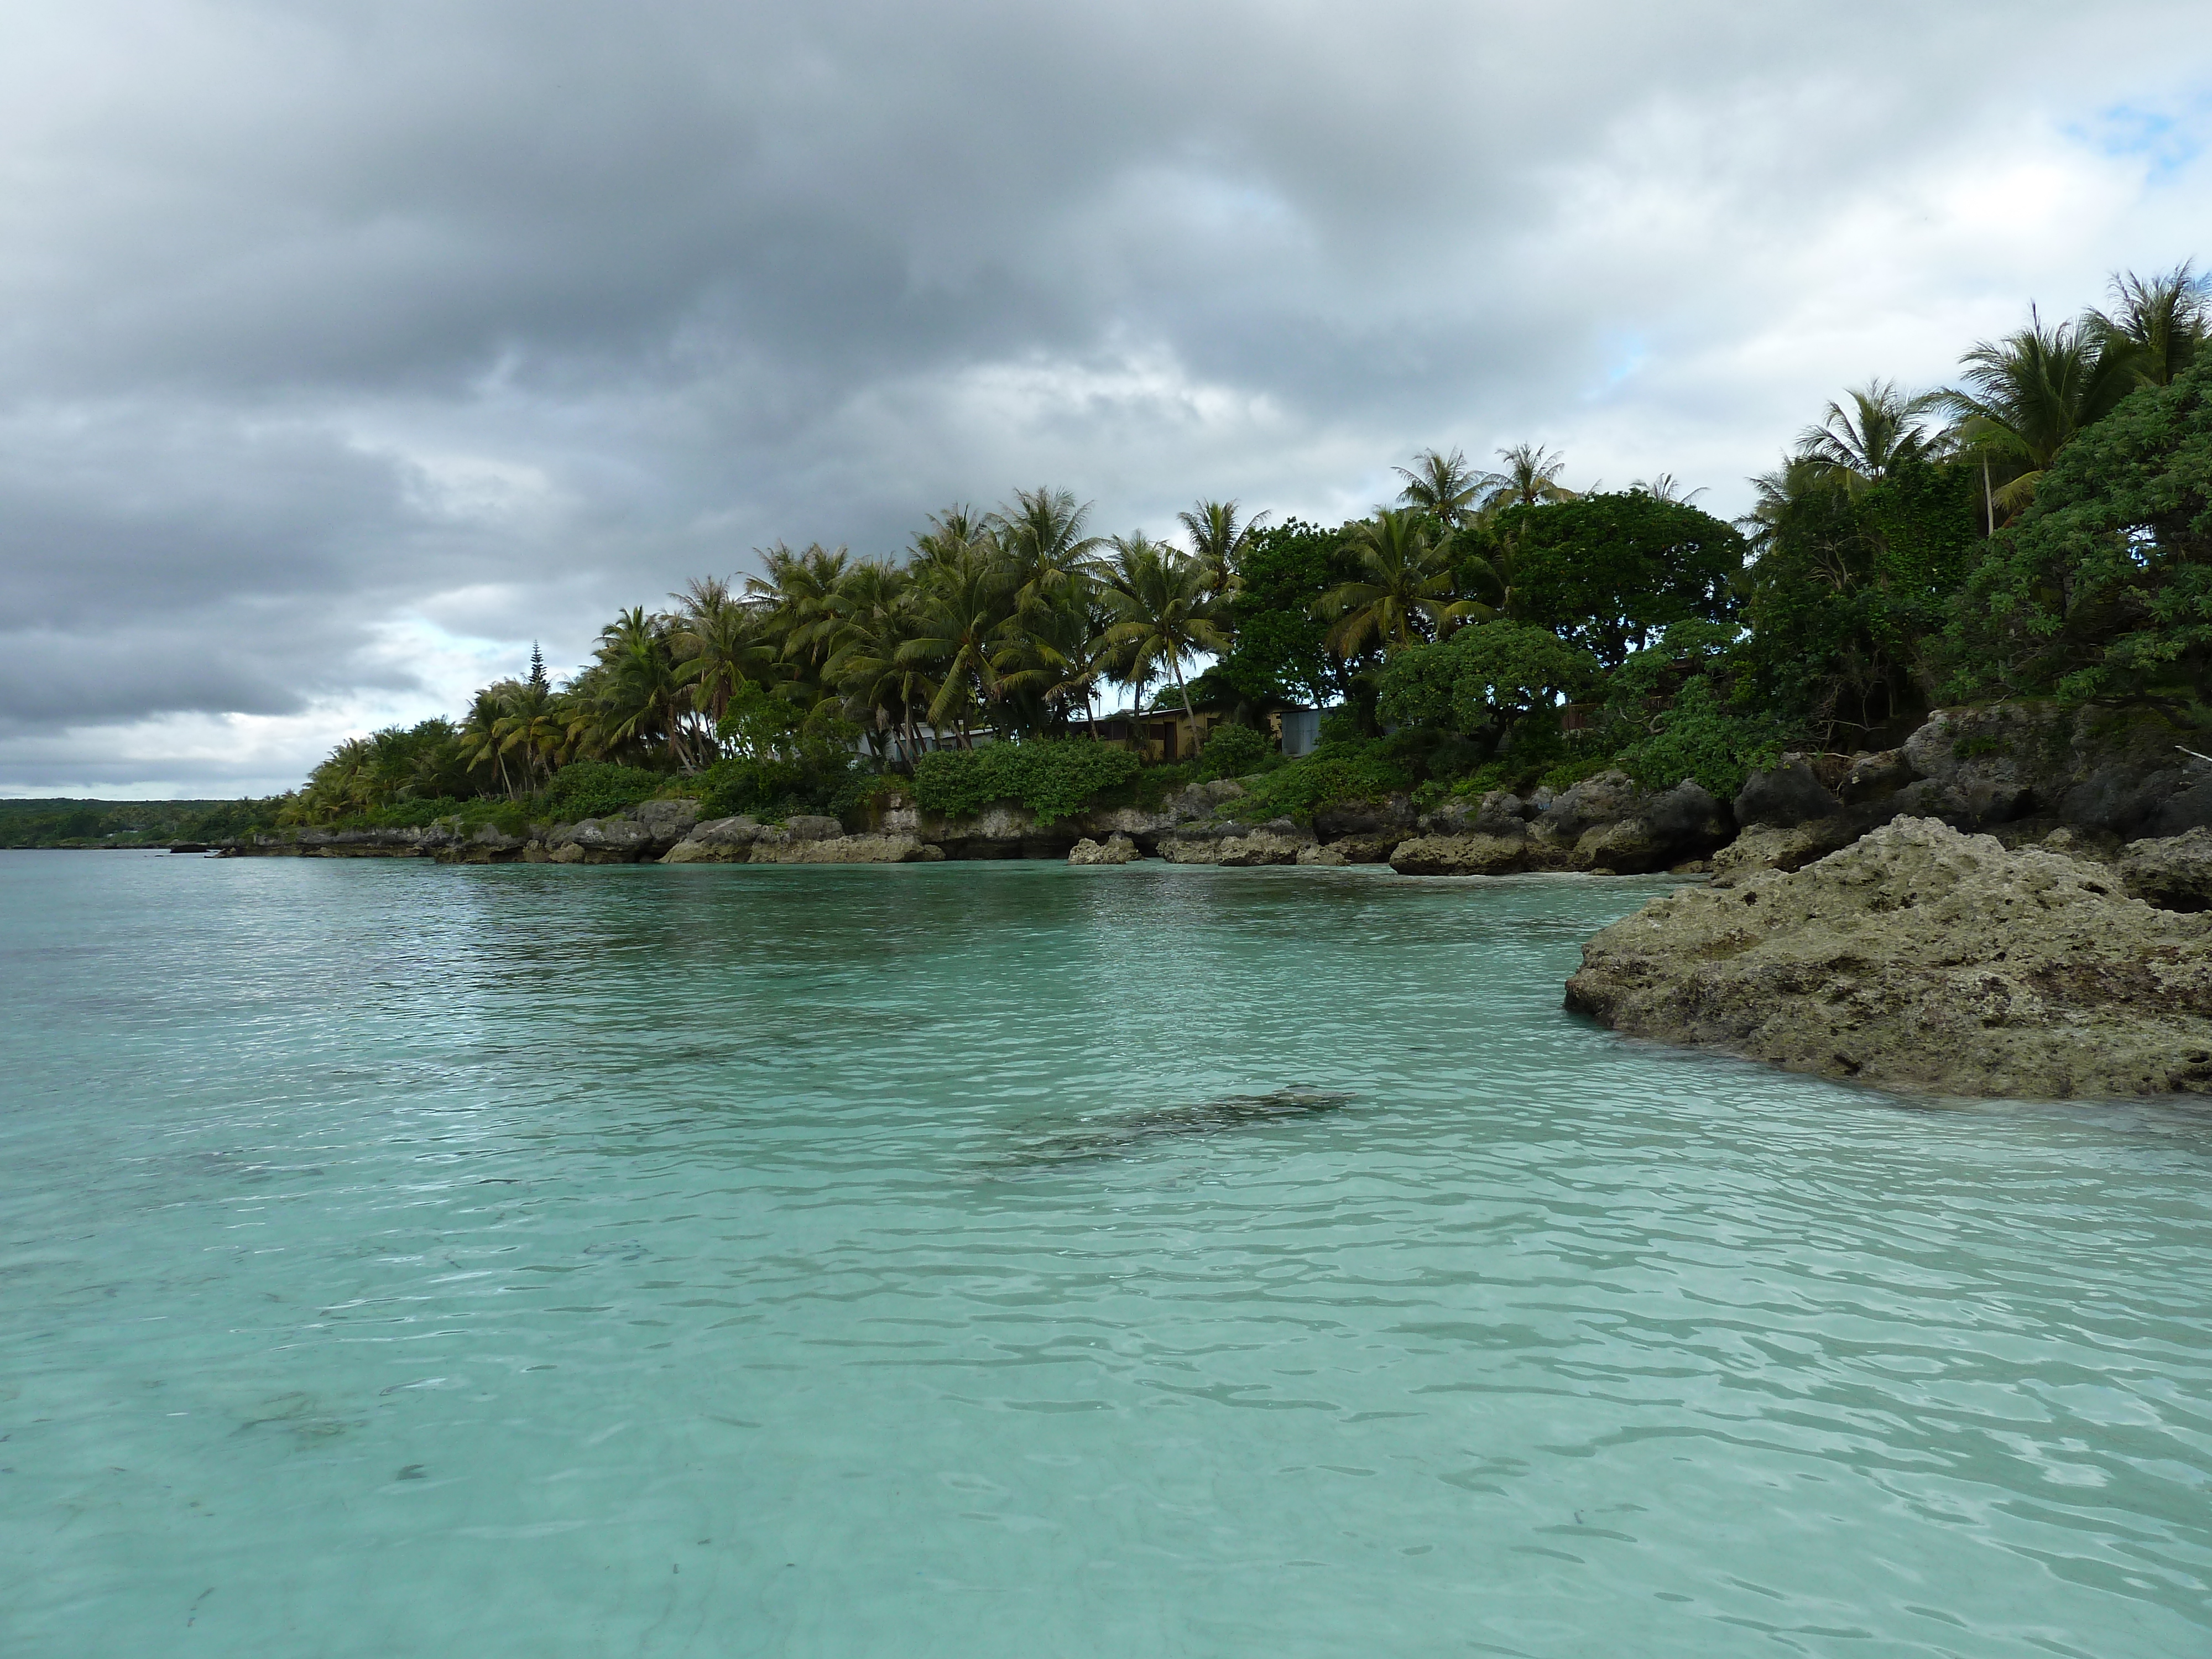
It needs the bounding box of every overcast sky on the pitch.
[4,1,2208,797]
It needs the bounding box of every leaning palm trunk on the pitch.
[1171,660,1201,759]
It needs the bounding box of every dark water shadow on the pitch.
[985,1086,1356,1173]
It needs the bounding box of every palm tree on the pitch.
[818,561,928,764]
[1176,499,1265,596]
[899,542,1014,746]
[1796,380,1945,492]
[1737,455,1835,554]
[995,577,1114,738]
[1313,510,1465,655]
[2089,262,2209,388]
[672,578,768,734]
[1478,444,1579,514]
[1630,473,1708,505]
[1094,534,1228,741]
[457,686,514,796]
[1394,448,1485,526]
[495,676,566,791]
[586,607,691,766]
[910,505,991,572]
[745,541,852,676]
[990,487,1102,613]
[1941,306,2136,521]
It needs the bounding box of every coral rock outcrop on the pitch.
[1564,817,2212,1098]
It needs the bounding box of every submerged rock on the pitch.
[998,1087,1355,1168]
[1564,817,2212,1099]
[551,817,656,862]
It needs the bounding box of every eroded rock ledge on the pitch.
[1563,817,2212,1099]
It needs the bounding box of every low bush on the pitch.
[914,740,1142,824]
[1192,723,1275,781]
[539,761,667,821]
[1238,739,1417,818]
[1609,679,1788,799]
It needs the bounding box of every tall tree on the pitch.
[1479,444,1579,515]
[1314,510,1467,655]
[990,487,1102,613]
[2089,262,2209,389]
[1500,492,1743,669]
[1394,448,1485,527]
[1942,307,2136,520]
[1095,534,1229,740]
[899,542,1014,746]
[1176,499,1265,596]
[1797,380,1946,491]
[745,542,852,678]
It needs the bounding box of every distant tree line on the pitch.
[271,259,2208,828]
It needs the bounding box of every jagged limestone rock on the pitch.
[1157,834,1224,865]
[1216,822,1311,867]
[660,815,762,863]
[2119,827,2212,913]
[1710,825,1815,884]
[1321,835,1401,864]
[753,833,940,864]
[1733,758,1844,828]
[631,798,702,840]
[1296,843,1349,867]
[1390,832,1557,877]
[1565,817,2212,1098]
[661,839,743,864]
[1068,833,1138,866]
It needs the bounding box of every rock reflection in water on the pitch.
[995,1086,1354,1170]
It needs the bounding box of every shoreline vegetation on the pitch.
[15,262,2205,866]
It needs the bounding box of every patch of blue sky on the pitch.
[2066,93,2210,183]
[1583,331,1649,403]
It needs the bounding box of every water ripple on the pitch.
[1,853,2209,1657]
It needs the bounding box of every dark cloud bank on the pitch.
[2,1,2206,793]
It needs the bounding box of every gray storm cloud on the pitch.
[2,0,2207,791]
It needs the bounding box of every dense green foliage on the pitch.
[1215,520,1360,708]
[1736,460,1983,742]
[538,761,669,821]
[1190,722,1273,780]
[1609,678,1791,799]
[1498,494,1744,668]
[1238,740,1418,817]
[1376,620,1598,734]
[1950,361,2212,713]
[914,740,1144,824]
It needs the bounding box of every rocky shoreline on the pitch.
[216,700,2212,889]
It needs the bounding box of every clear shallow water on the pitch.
[2,853,2209,1659]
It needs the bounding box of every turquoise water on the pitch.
[2,853,2209,1658]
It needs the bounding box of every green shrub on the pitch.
[1611,678,1788,799]
[1193,723,1274,780]
[1238,739,1415,818]
[695,756,812,819]
[913,740,1142,823]
[540,761,666,821]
